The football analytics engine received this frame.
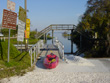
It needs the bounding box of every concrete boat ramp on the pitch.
[36,51,110,73]
[36,44,110,73]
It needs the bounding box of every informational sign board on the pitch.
[26,19,30,32]
[2,9,17,30]
[17,20,25,42]
[7,0,15,11]
[95,32,98,39]
[25,30,30,38]
[19,6,26,22]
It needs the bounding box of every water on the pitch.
[46,31,77,53]
[46,31,110,58]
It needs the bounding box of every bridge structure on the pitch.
[36,24,76,43]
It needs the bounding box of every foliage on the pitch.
[62,32,71,38]
[1,27,17,37]
[40,34,53,40]
[0,40,20,60]
[77,0,110,39]
[30,31,37,39]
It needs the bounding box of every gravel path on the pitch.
[0,72,110,83]
[1,56,110,83]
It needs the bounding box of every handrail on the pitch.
[54,38,65,60]
[36,25,52,38]
[0,37,5,41]
[28,40,44,66]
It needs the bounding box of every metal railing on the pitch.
[0,37,5,41]
[36,26,52,38]
[51,24,75,30]
[29,40,44,66]
[54,38,65,60]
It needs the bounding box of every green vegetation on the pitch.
[47,35,53,39]
[7,31,39,44]
[1,28,17,37]
[62,32,71,38]
[0,40,34,79]
[30,31,37,39]
[0,29,42,79]
[77,0,110,40]
[10,38,39,44]
[40,33,53,40]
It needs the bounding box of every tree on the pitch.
[77,0,110,39]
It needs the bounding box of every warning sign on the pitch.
[25,30,30,38]
[19,6,26,22]
[26,19,30,32]
[2,9,17,30]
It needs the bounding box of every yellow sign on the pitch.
[25,30,30,38]
[26,19,30,31]
[26,19,30,23]
[19,6,26,22]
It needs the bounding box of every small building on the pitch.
[0,33,3,37]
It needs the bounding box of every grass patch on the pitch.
[10,38,39,44]
[0,40,33,80]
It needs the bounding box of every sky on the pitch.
[0,0,88,31]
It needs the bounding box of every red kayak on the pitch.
[43,53,59,69]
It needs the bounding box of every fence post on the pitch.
[62,45,64,61]
[1,38,2,41]
[34,47,35,62]
[30,49,32,66]
[4,37,5,41]
[28,40,44,66]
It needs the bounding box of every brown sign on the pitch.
[2,9,17,30]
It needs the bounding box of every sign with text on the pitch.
[7,0,15,11]
[95,32,98,39]
[25,30,30,38]
[19,6,26,22]
[26,19,30,32]
[2,9,17,30]
[17,20,25,42]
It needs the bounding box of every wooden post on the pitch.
[71,29,73,54]
[44,34,45,42]
[34,47,35,62]
[25,0,28,51]
[80,35,82,48]
[52,30,54,44]
[45,33,47,43]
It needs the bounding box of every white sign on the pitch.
[17,20,25,42]
[7,0,15,11]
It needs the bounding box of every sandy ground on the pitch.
[0,55,110,83]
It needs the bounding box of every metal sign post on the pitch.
[17,41,19,49]
[2,8,17,62]
[21,42,22,53]
[8,29,11,62]
[2,0,17,62]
